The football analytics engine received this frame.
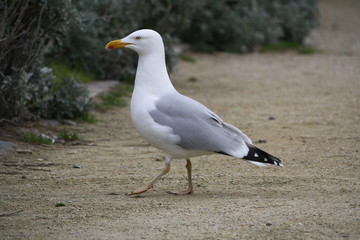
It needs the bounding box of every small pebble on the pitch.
[0,141,16,155]
[109,192,119,195]
[16,149,32,154]
[72,164,81,168]
[40,119,59,127]
[62,120,77,126]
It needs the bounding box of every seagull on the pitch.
[105,29,283,196]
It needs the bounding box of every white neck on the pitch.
[133,49,175,97]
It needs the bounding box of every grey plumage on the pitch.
[149,92,252,158]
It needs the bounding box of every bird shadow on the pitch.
[124,189,255,200]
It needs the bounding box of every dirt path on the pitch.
[1,0,359,239]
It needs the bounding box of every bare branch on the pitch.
[0,209,24,217]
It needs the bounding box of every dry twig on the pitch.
[0,209,24,217]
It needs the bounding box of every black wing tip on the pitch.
[244,143,283,167]
[274,159,284,167]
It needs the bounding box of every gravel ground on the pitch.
[1,0,359,239]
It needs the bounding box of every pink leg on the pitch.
[167,159,193,195]
[126,163,171,196]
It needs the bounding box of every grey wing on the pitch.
[149,93,252,158]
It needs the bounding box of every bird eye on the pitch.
[135,36,142,40]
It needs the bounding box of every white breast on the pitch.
[130,90,179,154]
[130,90,208,159]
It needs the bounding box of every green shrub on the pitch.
[39,77,92,120]
[0,0,319,123]
[271,0,319,42]
[58,130,79,141]
[95,83,132,111]
[22,133,53,145]
[178,0,319,52]
[0,0,74,122]
[55,203,65,207]
[48,0,201,81]
[47,61,94,83]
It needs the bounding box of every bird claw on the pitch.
[126,184,153,196]
[167,188,193,195]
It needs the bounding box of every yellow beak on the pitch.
[105,39,132,49]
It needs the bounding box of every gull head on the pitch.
[105,29,164,56]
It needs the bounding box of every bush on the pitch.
[28,71,91,120]
[0,0,201,123]
[0,0,319,123]
[271,0,319,42]
[0,0,74,122]
[44,77,91,120]
[178,0,319,52]
[48,0,202,80]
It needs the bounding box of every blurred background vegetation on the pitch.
[0,0,319,123]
